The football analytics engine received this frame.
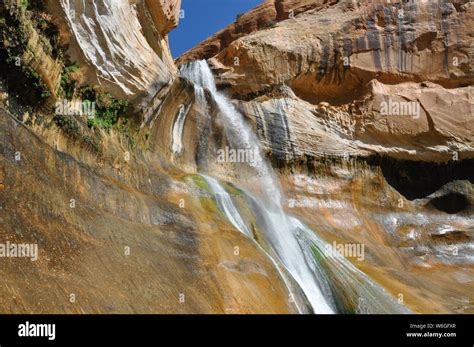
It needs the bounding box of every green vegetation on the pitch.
[77,86,129,131]
[1,2,132,152]
[187,175,209,191]
[20,0,29,11]
[57,78,130,132]
[53,113,80,137]
[89,96,128,131]
[222,181,243,197]
[183,175,218,213]
[60,63,79,99]
[0,4,52,104]
[53,114,102,155]
[199,197,219,214]
[81,134,102,155]
[115,116,139,148]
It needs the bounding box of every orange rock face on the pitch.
[145,0,181,36]
[176,0,332,65]
[175,1,474,164]
[170,1,474,313]
[204,0,473,103]
[1,0,473,314]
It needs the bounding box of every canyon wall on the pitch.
[0,0,473,313]
[47,0,181,106]
[0,0,298,314]
[169,0,474,313]
[178,0,473,163]
[176,0,334,65]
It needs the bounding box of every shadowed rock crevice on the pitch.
[372,157,474,200]
[430,192,470,214]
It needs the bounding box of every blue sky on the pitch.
[169,0,262,58]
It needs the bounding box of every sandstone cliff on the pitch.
[177,0,334,65]
[36,0,473,165]
[0,0,300,314]
[183,0,473,101]
[1,0,473,314]
[48,0,181,105]
[169,0,474,313]
[178,0,474,163]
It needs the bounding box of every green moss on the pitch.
[60,63,79,99]
[52,114,102,155]
[186,175,209,191]
[221,181,243,196]
[20,0,29,11]
[198,197,218,213]
[182,175,219,213]
[77,86,128,131]
[53,114,80,137]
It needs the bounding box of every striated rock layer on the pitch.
[235,80,474,163]
[189,0,474,103]
[0,106,297,313]
[1,0,473,314]
[50,0,181,105]
[175,0,474,164]
[169,0,474,313]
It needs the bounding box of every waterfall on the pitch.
[180,60,408,314]
[180,61,281,204]
[196,175,409,313]
[200,174,307,314]
[201,175,252,238]
[180,60,334,313]
[194,85,207,112]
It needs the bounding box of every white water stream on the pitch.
[179,60,408,314]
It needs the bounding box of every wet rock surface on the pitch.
[0,0,473,313]
[0,108,296,313]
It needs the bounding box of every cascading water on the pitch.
[179,60,409,314]
[201,175,252,238]
[291,218,411,313]
[179,61,280,202]
[180,61,333,313]
[197,175,409,314]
